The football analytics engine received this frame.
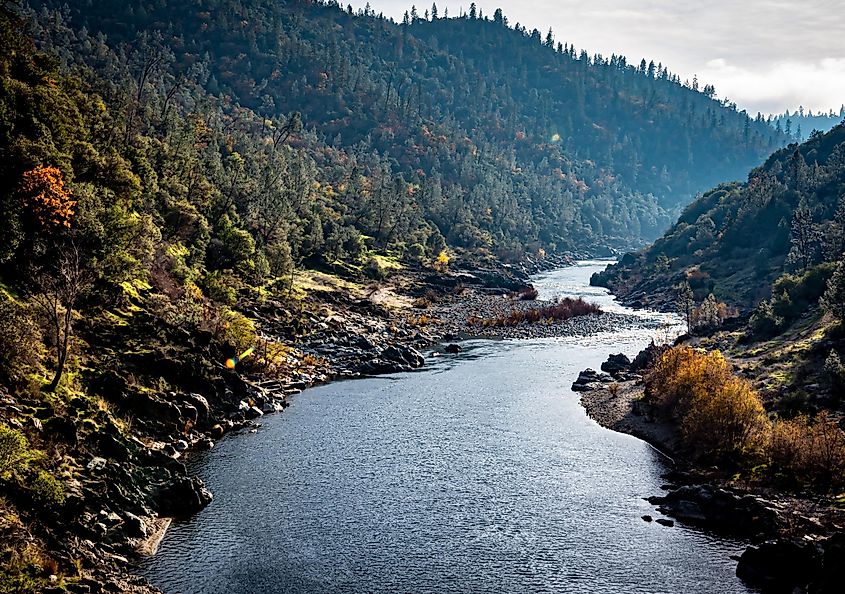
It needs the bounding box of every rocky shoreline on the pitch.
[575,350,845,593]
[31,257,643,594]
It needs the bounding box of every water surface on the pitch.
[142,262,750,594]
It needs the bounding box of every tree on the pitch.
[17,166,76,230]
[29,243,91,391]
[468,3,477,19]
[822,259,845,323]
[675,281,694,333]
[787,202,820,272]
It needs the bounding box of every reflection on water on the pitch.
[142,263,749,594]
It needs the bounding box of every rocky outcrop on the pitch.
[571,368,614,391]
[154,476,213,517]
[600,353,631,375]
[647,484,779,538]
[735,532,845,593]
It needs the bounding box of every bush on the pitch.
[749,300,784,338]
[645,346,769,463]
[824,350,845,394]
[0,426,30,479]
[30,471,65,506]
[0,297,43,387]
[769,413,845,492]
[363,256,386,280]
[822,260,845,323]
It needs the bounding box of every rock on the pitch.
[642,515,653,522]
[600,353,631,375]
[444,343,463,354]
[183,393,211,423]
[173,440,189,452]
[571,368,613,391]
[736,539,822,591]
[631,343,665,372]
[381,344,425,368]
[97,433,130,462]
[820,532,845,592]
[87,457,107,471]
[44,416,78,445]
[122,512,147,539]
[655,518,674,527]
[648,485,779,537]
[209,424,225,439]
[156,476,213,517]
[245,406,264,419]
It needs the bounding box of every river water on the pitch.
[142,261,752,594]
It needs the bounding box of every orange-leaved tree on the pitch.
[18,166,76,230]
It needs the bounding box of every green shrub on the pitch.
[822,260,845,323]
[363,256,386,280]
[0,426,30,480]
[824,350,845,394]
[0,297,43,387]
[30,471,65,506]
[749,300,784,338]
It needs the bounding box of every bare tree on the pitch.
[29,243,92,391]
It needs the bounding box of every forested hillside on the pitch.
[770,107,845,141]
[25,0,788,255]
[593,123,845,314]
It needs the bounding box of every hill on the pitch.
[593,123,845,310]
[26,0,789,254]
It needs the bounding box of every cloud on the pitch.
[700,57,845,114]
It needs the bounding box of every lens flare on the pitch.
[225,346,256,369]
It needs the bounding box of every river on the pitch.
[141,261,752,594]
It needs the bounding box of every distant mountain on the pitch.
[25,0,789,255]
[768,107,845,142]
[593,123,845,308]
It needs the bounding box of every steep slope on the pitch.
[594,123,845,309]
[27,0,788,252]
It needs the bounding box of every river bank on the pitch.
[15,256,660,594]
[140,262,754,594]
[574,349,845,593]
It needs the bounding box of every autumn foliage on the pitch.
[17,166,76,229]
[646,345,845,490]
[646,346,769,462]
[469,297,601,328]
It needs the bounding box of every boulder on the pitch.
[648,485,779,537]
[122,512,147,539]
[381,344,425,368]
[156,476,213,517]
[444,343,463,354]
[736,539,822,591]
[600,353,631,375]
[571,368,613,391]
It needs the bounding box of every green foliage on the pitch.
[24,0,790,257]
[0,426,30,480]
[823,350,845,393]
[0,296,43,387]
[749,300,784,338]
[29,471,66,506]
[822,259,845,323]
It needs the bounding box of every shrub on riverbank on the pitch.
[645,345,845,490]
[646,346,769,463]
[469,297,600,328]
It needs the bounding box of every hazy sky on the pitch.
[352,0,845,115]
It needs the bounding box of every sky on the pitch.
[351,0,845,116]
